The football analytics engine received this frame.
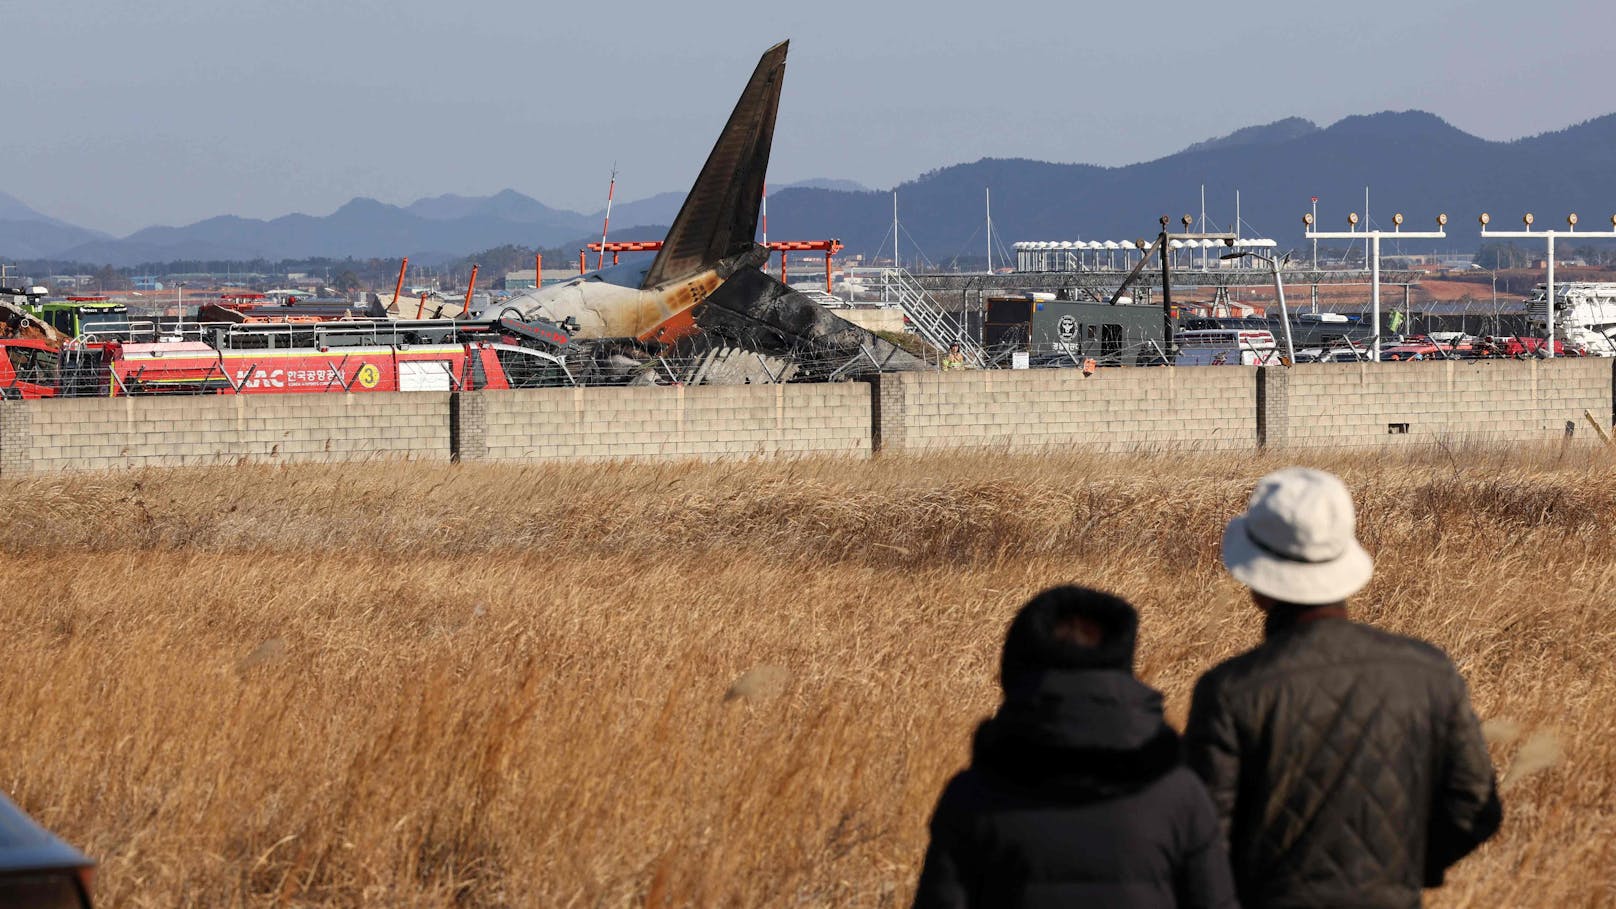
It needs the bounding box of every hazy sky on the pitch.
[5,0,1611,234]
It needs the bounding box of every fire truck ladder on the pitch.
[883,268,984,365]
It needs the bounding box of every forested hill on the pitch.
[7,112,1616,266]
[761,111,1616,264]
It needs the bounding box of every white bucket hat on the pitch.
[1221,467,1374,605]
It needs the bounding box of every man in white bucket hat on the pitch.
[1185,468,1501,909]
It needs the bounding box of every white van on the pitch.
[1175,328,1281,366]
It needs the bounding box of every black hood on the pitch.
[1000,586,1138,690]
[972,669,1181,802]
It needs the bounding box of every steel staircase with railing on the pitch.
[879,268,985,366]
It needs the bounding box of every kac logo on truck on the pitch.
[234,368,286,389]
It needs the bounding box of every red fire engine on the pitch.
[4,314,576,397]
[107,341,570,396]
[0,338,68,399]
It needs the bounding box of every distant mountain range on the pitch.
[5,112,1616,267]
[757,110,1616,265]
[0,190,112,260]
[0,178,872,267]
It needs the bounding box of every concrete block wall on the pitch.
[1262,359,1613,449]
[467,382,873,463]
[1,361,1612,476]
[871,368,1257,453]
[0,392,452,474]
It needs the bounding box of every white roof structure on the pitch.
[1014,237,1278,250]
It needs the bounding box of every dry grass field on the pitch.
[1,446,1613,907]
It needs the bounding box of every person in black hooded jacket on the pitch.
[913,586,1237,909]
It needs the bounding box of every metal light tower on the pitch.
[1305,211,1448,361]
[1468,262,1499,333]
[1310,196,1318,269]
[1478,212,1616,358]
[1222,249,1296,364]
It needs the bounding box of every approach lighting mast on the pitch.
[1305,211,1447,361]
[583,238,847,294]
[1478,212,1616,358]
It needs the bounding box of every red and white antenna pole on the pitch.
[762,181,768,246]
[596,165,617,270]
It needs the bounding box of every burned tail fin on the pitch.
[641,41,787,290]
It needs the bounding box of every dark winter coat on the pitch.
[913,669,1239,909]
[1184,614,1502,909]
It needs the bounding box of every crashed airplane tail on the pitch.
[492,40,926,378]
[640,41,785,290]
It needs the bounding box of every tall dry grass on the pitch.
[1,445,1613,906]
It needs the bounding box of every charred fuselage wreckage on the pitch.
[479,41,924,383]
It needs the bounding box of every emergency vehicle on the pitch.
[197,293,388,324]
[105,340,570,396]
[27,298,129,337]
[0,338,67,399]
[1174,328,1281,366]
[5,313,579,396]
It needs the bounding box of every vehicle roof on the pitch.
[0,793,92,873]
[120,342,216,355]
[1177,328,1276,339]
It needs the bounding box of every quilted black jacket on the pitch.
[914,670,1237,909]
[1185,616,1502,909]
